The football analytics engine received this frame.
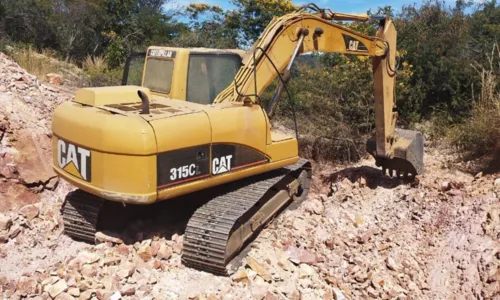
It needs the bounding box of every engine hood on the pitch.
[74,86,207,121]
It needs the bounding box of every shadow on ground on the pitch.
[96,186,220,246]
[320,165,413,191]
[482,152,500,175]
[456,151,500,176]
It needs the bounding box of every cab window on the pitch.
[143,58,174,93]
[187,54,241,104]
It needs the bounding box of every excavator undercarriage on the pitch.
[61,160,311,275]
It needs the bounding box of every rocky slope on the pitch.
[0,52,76,213]
[0,52,499,300]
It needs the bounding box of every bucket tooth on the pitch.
[366,128,424,179]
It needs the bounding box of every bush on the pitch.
[105,36,128,70]
[83,56,122,87]
[265,51,415,162]
[448,44,500,157]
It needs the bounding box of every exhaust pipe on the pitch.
[137,90,150,114]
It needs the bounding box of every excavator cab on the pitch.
[120,47,245,104]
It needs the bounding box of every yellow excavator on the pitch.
[52,4,424,275]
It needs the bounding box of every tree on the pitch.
[0,0,57,49]
[52,0,104,62]
[230,0,297,45]
[469,0,500,61]
[395,0,475,120]
[176,3,239,48]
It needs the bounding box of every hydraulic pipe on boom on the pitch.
[213,4,424,178]
[266,29,309,117]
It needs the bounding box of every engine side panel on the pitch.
[155,104,298,201]
[206,104,267,155]
[157,144,211,188]
[151,111,212,152]
[211,143,268,175]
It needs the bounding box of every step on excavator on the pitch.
[52,4,424,275]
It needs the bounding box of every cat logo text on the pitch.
[57,139,91,182]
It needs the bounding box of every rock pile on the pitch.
[225,153,500,300]
[0,201,64,246]
[0,52,75,212]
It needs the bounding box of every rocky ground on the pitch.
[0,52,499,300]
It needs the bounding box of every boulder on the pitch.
[46,73,63,85]
[137,245,152,262]
[157,244,172,260]
[0,214,12,231]
[48,279,68,298]
[17,276,37,295]
[95,231,123,244]
[246,257,272,282]
[19,204,39,220]
[120,285,135,296]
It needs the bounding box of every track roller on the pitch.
[61,189,104,243]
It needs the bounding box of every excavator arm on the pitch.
[213,4,424,178]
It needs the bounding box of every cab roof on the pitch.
[146,46,246,58]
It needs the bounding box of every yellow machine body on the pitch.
[53,11,424,206]
[52,47,298,205]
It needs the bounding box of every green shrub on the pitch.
[265,51,415,162]
[105,36,127,70]
[83,56,122,87]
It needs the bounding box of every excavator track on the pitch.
[182,159,311,275]
[61,190,104,243]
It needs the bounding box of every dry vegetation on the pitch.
[448,44,500,159]
[4,47,122,88]
[9,47,85,84]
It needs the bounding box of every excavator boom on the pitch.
[214,5,424,177]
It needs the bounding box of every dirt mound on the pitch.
[0,52,76,212]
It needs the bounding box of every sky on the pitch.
[164,0,427,16]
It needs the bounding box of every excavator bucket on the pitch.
[366,128,424,179]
